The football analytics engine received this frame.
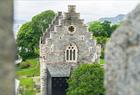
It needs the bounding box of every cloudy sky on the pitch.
[13,0,140,35]
[14,0,140,22]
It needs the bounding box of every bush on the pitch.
[101,48,105,59]
[67,64,105,95]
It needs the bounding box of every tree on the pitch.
[95,37,109,58]
[16,10,55,60]
[16,22,34,60]
[88,21,108,37]
[67,64,105,95]
[101,21,112,37]
[96,36,108,47]
[89,20,119,38]
[31,10,56,49]
[88,21,119,59]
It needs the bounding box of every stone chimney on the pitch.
[68,5,76,12]
[58,11,62,16]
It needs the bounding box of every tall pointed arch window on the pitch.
[65,43,78,62]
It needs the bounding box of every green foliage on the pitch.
[16,58,40,77]
[20,78,36,95]
[95,37,109,58]
[89,21,107,37]
[89,20,119,59]
[32,10,56,34]
[101,21,112,37]
[16,58,40,95]
[100,48,105,59]
[100,58,105,64]
[16,22,35,60]
[95,36,108,47]
[89,20,119,38]
[16,10,56,60]
[67,64,105,95]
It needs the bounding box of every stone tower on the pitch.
[40,5,101,95]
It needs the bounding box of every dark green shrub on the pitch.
[67,64,105,95]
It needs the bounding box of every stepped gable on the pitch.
[39,5,101,95]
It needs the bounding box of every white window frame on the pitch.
[65,43,78,62]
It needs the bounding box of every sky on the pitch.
[13,0,140,35]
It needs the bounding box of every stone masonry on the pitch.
[105,4,140,95]
[40,5,101,95]
[0,0,15,95]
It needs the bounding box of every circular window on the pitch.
[68,25,75,33]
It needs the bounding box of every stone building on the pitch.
[40,5,101,95]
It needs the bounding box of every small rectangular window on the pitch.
[70,50,72,60]
[66,50,69,60]
[73,50,75,60]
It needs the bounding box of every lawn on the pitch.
[16,58,40,95]
[20,77,36,95]
[16,58,40,77]
[100,58,105,64]
[16,58,104,95]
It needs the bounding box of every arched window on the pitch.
[65,43,78,62]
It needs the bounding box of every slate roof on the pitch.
[47,64,71,77]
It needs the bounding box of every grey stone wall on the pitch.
[105,4,140,95]
[40,5,100,66]
[0,0,15,95]
[40,5,101,95]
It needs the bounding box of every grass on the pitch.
[20,77,36,95]
[20,78,34,88]
[16,58,40,77]
[16,58,40,95]
[100,58,105,64]
[16,58,105,95]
